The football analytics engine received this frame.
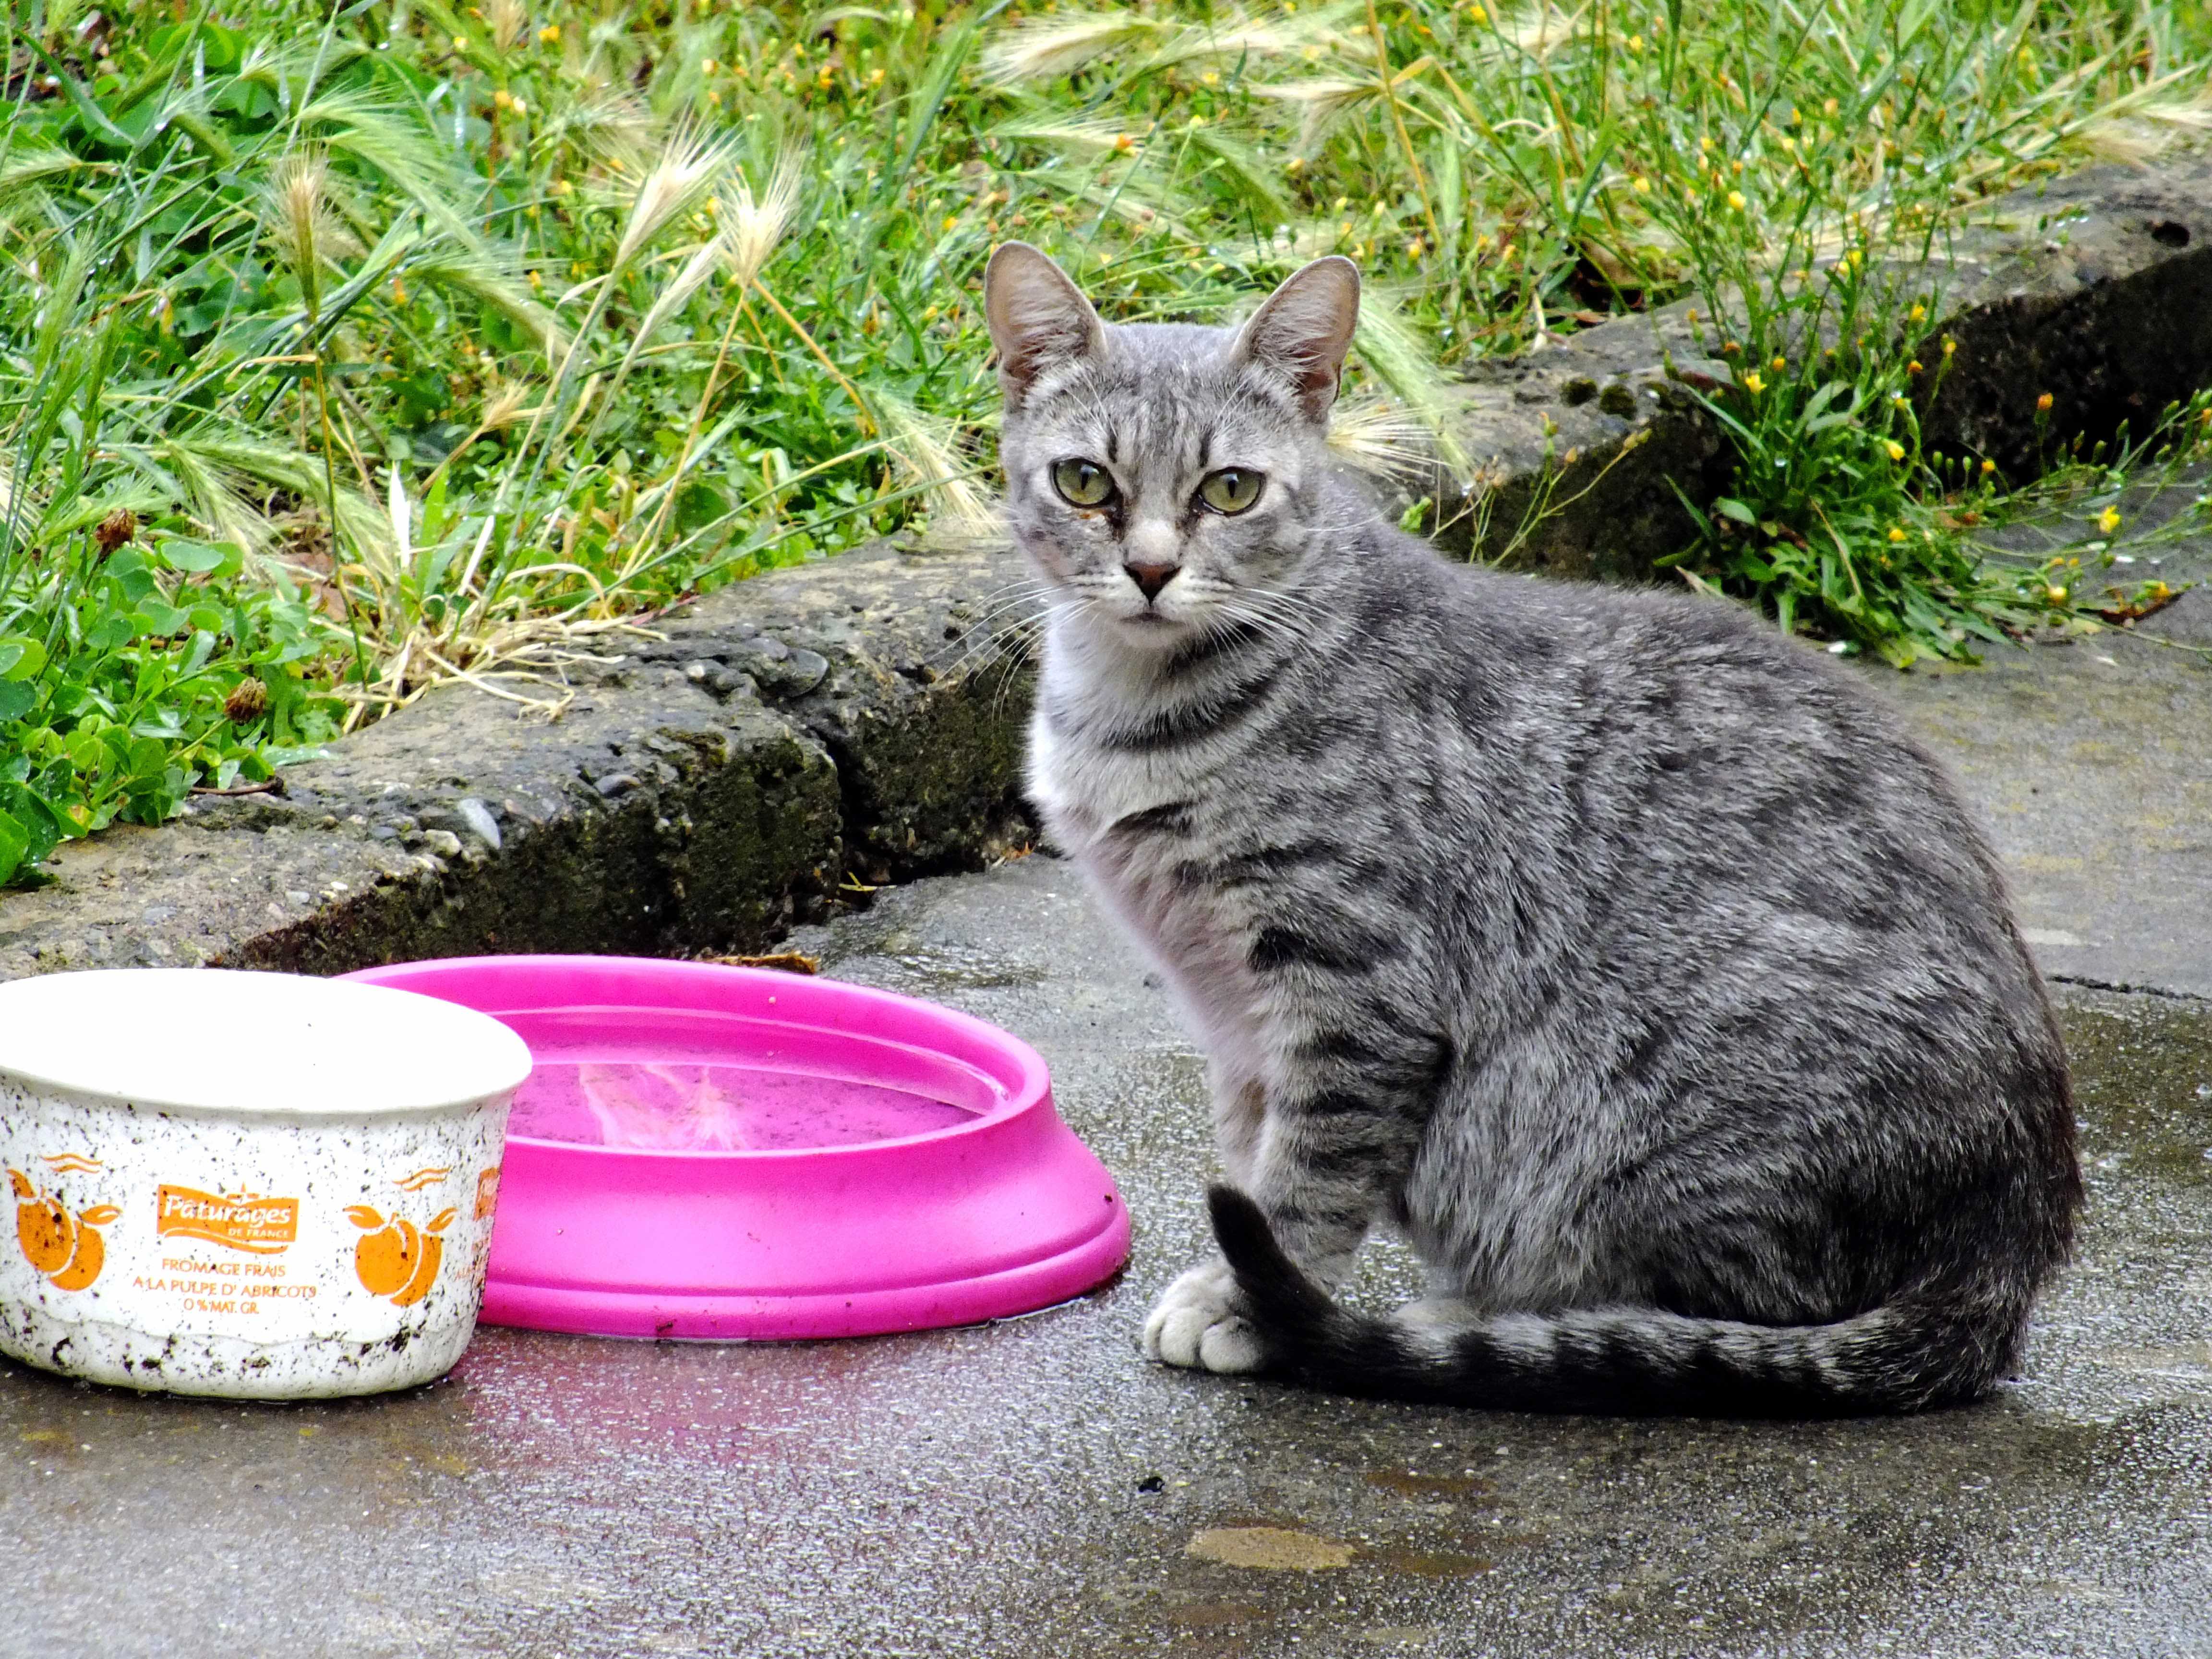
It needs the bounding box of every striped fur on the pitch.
[983,245,2080,1417]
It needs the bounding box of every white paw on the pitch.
[1142,1258,1265,1374]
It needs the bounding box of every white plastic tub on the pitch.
[0,969,531,1398]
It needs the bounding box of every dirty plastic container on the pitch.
[0,969,531,1397]
[339,955,1130,1340]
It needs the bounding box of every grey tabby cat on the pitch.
[982,241,2080,1416]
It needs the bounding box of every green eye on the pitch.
[1051,458,1115,507]
[1198,468,1263,515]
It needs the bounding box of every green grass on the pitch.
[0,0,2208,880]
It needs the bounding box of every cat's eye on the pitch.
[1051,458,1116,507]
[1198,468,1264,515]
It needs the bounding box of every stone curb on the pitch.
[0,541,1032,977]
[3,159,2210,976]
[1405,155,2212,579]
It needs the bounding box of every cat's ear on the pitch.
[1231,256,1361,425]
[985,242,1106,411]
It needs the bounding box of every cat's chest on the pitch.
[1030,711,1258,1005]
[1028,705,1211,852]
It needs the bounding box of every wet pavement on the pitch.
[7,562,2212,1658]
[4,853,2211,1658]
[1880,476,2212,999]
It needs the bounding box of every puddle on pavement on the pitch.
[2057,989,2212,1189]
[1185,1526,1354,1570]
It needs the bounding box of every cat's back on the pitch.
[1341,519,1958,817]
[1321,521,2024,972]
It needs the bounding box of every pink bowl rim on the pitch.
[339,953,1054,1162]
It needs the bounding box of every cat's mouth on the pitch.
[1112,605,1194,641]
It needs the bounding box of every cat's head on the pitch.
[984,242,1359,648]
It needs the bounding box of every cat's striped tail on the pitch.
[1205,1186,2021,1418]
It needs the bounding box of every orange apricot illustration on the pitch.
[10,1170,119,1291]
[50,1208,119,1291]
[348,1204,457,1306]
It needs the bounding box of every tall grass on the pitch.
[0,0,2206,879]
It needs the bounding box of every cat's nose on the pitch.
[1124,561,1179,602]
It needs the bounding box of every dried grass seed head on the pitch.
[615,130,735,269]
[264,148,355,289]
[716,154,804,289]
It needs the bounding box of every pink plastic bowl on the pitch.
[337,955,1129,1340]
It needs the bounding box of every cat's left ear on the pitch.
[1230,256,1360,425]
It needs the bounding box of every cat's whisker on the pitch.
[933,576,1064,685]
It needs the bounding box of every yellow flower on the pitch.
[1907,359,1923,375]
[1770,356,1785,372]
[1888,528,1908,543]
[1823,97,1839,116]
[1941,336,1957,357]
[1908,303,1926,323]
[492,87,512,109]
[1467,1,1485,19]
[1885,441,1905,461]
[1980,458,1996,475]
[537,23,559,44]
[1727,190,1747,211]
[2036,392,2054,412]
[1626,34,1642,51]
[1742,372,1766,394]
[452,34,469,51]
[868,66,885,86]
[942,215,960,232]
[1632,176,1650,194]
[510,95,527,115]
[1114,133,1136,154]
[2099,507,2122,535]
[1406,238,1425,258]
[2047,585,2068,603]
[1201,70,1220,86]
[706,88,721,106]
[1286,156,1305,174]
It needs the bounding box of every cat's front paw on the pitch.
[1142,1258,1265,1374]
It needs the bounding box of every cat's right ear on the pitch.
[985,242,1106,411]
